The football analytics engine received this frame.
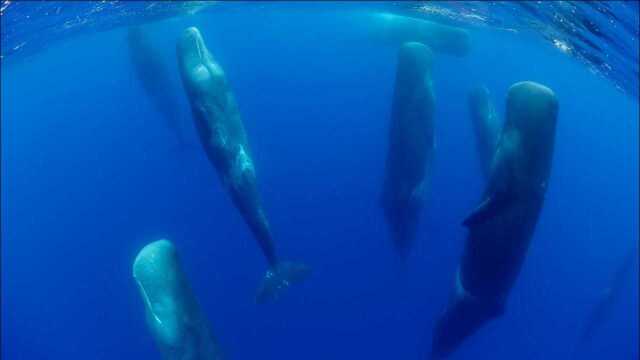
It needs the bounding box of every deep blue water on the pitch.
[1,3,639,360]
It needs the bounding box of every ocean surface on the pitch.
[1,2,638,359]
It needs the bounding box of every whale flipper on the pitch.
[256,261,311,304]
[463,130,522,228]
[462,190,513,227]
[469,85,501,179]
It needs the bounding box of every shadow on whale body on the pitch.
[432,81,558,358]
[176,27,310,304]
[133,239,223,360]
[381,41,435,256]
[364,12,471,57]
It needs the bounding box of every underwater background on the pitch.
[1,2,638,359]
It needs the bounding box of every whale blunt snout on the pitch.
[183,27,203,50]
[510,80,555,95]
[132,240,183,344]
[133,239,176,280]
[506,80,558,136]
[177,26,222,91]
[508,81,558,113]
[184,26,201,38]
[132,239,181,314]
[178,26,208,64]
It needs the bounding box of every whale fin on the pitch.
[256,261,311,304]
[462,190,513,227]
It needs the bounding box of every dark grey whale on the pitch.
[381,41,436,255]
[127,26,189,147]
[432,81,558,358]
[176,27,309,303]
[574,246,636,355]
[133,239,223,360]
[468,85,501,179]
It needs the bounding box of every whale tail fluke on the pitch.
[256,261,311,304]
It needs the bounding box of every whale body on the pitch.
[381,41,436,255]
[133,239,222,360]
[127,26,190,147]
[366,12,471,57]
[176,27,310,303]
[432,81,558,358]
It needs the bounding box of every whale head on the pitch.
[132,240,186,353]
[505,81,558,148]
[177,27,225,98]
[505,81,558,186]
[133,239,224,359]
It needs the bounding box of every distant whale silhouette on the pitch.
[365,12,471,57]
[127,25,190,148]
[381,41,436,256]
[176,27,310,303]
[468,85,501,179]
[133,239,223,360]
[432,81,559,358]
[573,245,636,355]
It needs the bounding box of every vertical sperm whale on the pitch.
[176,27,310,303]
[127,26,190,147]
[381,41,436,255]
[574,246,636,353]
[432,81,558,358]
